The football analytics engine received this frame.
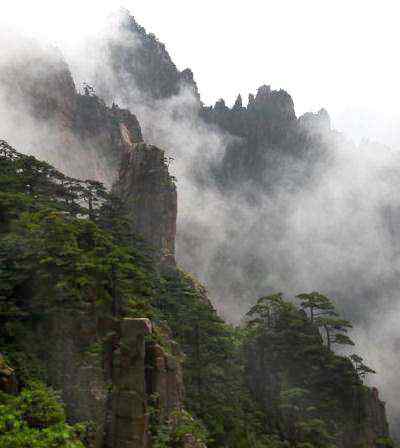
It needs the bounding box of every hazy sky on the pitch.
[3,0,400,144]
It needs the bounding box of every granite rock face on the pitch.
[0,43,144,184]
[146,324,185,419]
[298,108,331,134]
[341,387,389,448]
[200,85,331,191]
[26,311,185,448]
[28,309,109,448]
[107,318,152,448]
[114,142,177,265]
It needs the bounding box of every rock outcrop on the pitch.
[341,387,389,448]
[200,84,329,191]
[107,318,152,448]
[114,142,177,265]
[86,9,200,105]
[26,310,185,448]
[0,42,144,183]
[146,324,185,419]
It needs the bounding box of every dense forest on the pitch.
[0,142,393,447]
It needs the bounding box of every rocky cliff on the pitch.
[341,388,389,448]
[200,85,334,192]
[114,142,177,265]
[88,9,199,105]
[0,39,176,262]
[3,309,186,448]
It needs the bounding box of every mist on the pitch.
[63,17,400,432]
[1,4,400,437]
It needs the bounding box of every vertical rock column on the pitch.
[111,318,152,448]
[341,387,390,448]
[148,339,184,419]
[114,143,177,266]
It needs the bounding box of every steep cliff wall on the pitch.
[23,310,185,448]
[28,309,109,447]
[114,142,177,265]
[0,45,144,184]
[341,388,389,448]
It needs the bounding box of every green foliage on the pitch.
[376,436,396,448]
[349,354,376,379]
[0,141,156,336]
[296,292,336,323]
[0,141,156,445]
[0,382,86,448]
[0,142,386,448]
[297,292,354,350]
[153,270,268,448]
[2,349,47,386]
[149,404,208,448]
[245,292,376,447]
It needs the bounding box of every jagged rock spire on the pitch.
[233,94,243,110]
[179,68,201,101]
[248,93,256,107]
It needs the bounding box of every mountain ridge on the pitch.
[0,11,397,448]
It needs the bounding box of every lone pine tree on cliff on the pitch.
[297,292,354,350]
